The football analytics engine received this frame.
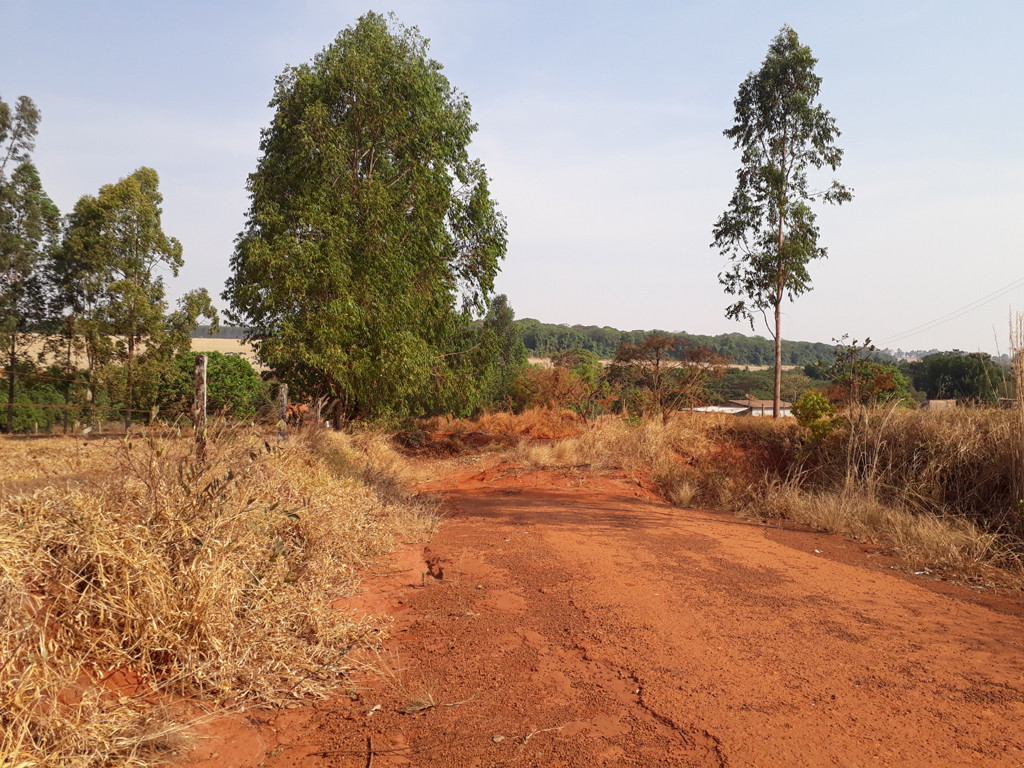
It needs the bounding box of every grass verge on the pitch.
[0,425,435,767]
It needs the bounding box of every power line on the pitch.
[875,273,1024,346]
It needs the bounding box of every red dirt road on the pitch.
[191,456,1024,767]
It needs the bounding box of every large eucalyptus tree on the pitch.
[713,26,852,417]
[225,12,507,420]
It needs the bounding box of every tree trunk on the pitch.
[63,335,72,434]
[277,383,288,439]
[773,302,782,419]
[124,336,134,432]
[333,397,347,431]
[6,342,16,434]
[193,354,208,462]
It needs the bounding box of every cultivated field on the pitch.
[189,336,260,365]
[17,335,260,369]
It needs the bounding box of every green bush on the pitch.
[10,385,62,432]
[162,352,269,419]
[792,390,837,440]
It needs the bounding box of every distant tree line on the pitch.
[198,318,856,368]
[514,318,841,367]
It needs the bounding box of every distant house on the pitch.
[725,399,793,417]
[689,404,749,415]
[689,399,793,417]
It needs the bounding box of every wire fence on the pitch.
[2,363,212,434]
[1,367,174,397]
[1,367,198,416]
[0,368,85,386]
[1,357,292,437]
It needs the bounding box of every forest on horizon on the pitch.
[194,319,887,367]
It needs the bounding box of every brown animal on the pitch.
[286,402,310,426]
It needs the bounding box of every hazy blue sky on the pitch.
[3,0,1023,353]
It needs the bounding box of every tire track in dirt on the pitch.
[188,456,1024,767]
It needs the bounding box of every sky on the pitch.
[3,0,1023,354]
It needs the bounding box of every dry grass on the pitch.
[756,480,1011,573]
[0,425,434,767]
[449,407,1024,580]
[18,334,260,369]
[805,407,1024,538]
[509,412,797,512]
[189,337,260,366]
[0,436,118,486]
[421,407,584,440]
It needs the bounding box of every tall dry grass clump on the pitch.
[758,479,1009,572]
[804,407,1024,541]
[1010,312,1024,510]
[421,407,584,440]
[0,425,434,767]
[511,412,801,510]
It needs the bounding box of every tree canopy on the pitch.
[906,352,1003,403]
[64,168,185,427]
[224,12,506,419]
[0,95,60,432]
[712,26,851,417]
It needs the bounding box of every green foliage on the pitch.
[162,351,268,419]
[477,295,528,409]
[705,367,819,405]
[824,337,915,406]
[551,348,608,422]
[906,352,1003,403]
[0,94,61,432]
[707,368,774,402]
[196,319,852,369]
[552,347,602,374]
[0,361,86,433]
[60,167,184,426]
[515,318,837,367]
[712,26,852,414]
[224,12,506,420]
[165,290,219,357]
[0,95,41,178]
[858,362,913,405]
[792,390,837,439]
[609,334,726,418]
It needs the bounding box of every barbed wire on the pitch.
[0,368,187,401]
[1,368,87,385]
[2,403,191,415]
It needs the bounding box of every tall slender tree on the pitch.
[712,26,852,417]
[57,194,116,429]
[225,12,506,420]
[62,168,183,429]
[0,95,60,432]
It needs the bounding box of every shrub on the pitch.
[792,389,838,439]
[163,351,269,419]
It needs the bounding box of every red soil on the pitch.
[186,454,1024,767]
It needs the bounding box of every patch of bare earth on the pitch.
[187,451,1024,767]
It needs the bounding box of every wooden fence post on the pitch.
[278,383,289,438]
[193,354,208,461]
